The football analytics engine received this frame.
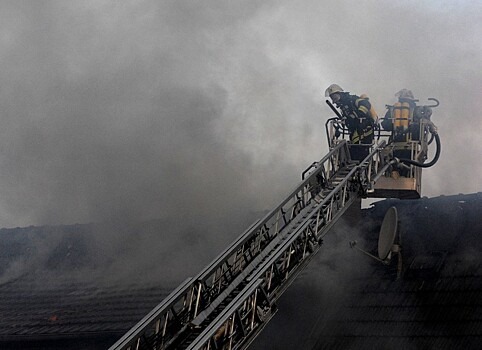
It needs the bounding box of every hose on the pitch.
[399,132,441,168]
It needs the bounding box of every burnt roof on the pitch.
[310,257,481,349]
[251,193,482,349]
[0,193,481,349]
[0,219,193,349]
[0,277,170,342]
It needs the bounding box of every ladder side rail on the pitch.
[185,143,384,350]
[190,193,324,328]
[186,165,363,350]
[360,140,387,190]
[152,176,322,347]
[109,141,353,350]
[108,218,264,350]
[240,179,360,349]
[197,140,348,283]
[108,278,194,350]
[188,142,351,306]
[250,185,359,299]
[183,216,334,349]
[191,140,353,337]
[185,279,265,350]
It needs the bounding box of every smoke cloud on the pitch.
[0,5,480,349]
[0,1,480,289]
[0,1,480,230]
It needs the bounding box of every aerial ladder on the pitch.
[109,94,441,350]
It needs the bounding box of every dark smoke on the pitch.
[0,0,480,318]
[0,1,480,229]
[250,208,376,349]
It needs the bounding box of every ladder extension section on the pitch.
[109,140,386,350]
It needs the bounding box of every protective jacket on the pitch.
[335,93,375,144]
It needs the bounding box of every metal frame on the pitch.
[109,140,388,350]
[109,97,440,350]
[325,113,435,199]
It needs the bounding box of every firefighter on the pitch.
[325,84,376,160]
[382,89,432,141]
[381,89,416,134]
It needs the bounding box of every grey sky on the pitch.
[0,0,480,228]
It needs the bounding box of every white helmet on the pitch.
[395,88,415,100]
[325,84,344,97]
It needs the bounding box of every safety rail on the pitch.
[109,278,193,350]
[185,279,266,350]
[172,142,388,350]
[109,140,388,350]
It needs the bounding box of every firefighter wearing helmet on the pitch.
[382,89,433,142]
[325,84,376,160]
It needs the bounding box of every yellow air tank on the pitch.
[393,102,402,128]
[400,101,410,129]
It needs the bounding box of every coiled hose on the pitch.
[399,131,441,168]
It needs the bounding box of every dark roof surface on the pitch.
[0,193,481,349]
[311,259,482,349]
[251,193,482,350]
[0,277,170,341]
[0,219,198,349]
